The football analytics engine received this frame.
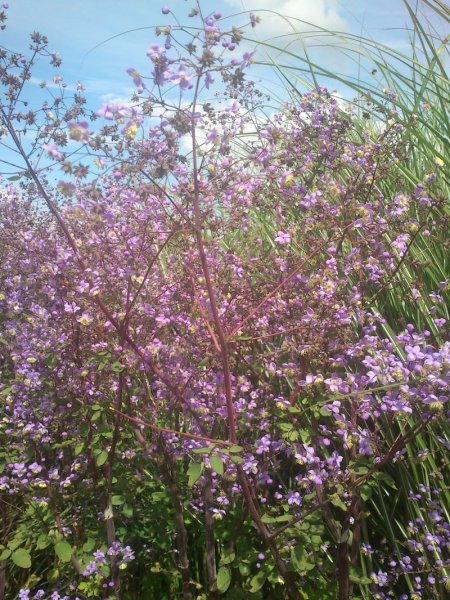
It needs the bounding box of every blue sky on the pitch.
[1,0,440,111]
[0,0,444,180]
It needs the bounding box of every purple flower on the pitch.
[42,143,64,161]
[171,68,193,90]
[371,570,389,586]
[287,491,302,506]
[405,344,425,362]
[67,121,89,143]
[63,301,80,314]
[56,181,76,196]
[255,434,271,454]
[308,470,323,485]
[294,445,316,465]
[161,5,170,15]
[206,129,220,143]
[241,51,255,69]
[82,560,100,577]
[94,549,106,563]
[152,67,171,86]
[361,543,374,555]
[120,545,135,564]
[96,102,126,120]
[275,231,291,245]
[126,67,144,93]
[434,318,446,327]
[326,451,343,470]
[147,43,166,60]
[243,454,258,474]
[226,100,241,113]
[359,433,373,455]
[324,375,343,392]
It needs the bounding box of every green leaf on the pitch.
[261,514,277,524]
[354,466,369,475]
[249,570,266,592]
[278,423,292,432]
[55,540,72,563]
[217,566,231,593]
[374,472,397,489]
[111,495,124,506]
[36,534,51,550]
[82,538,96,553]
[80,423,90,436]
[219,550,235,566]
[349,569,372,585]
[360,485,373,501]
[74,442,84,456]
[210,455,224,475]
[274,514,292,522]
[330,494,347,511]
[96,450,108,467]
[11,548,31,569]
[192,445,214,454]
[122,503,134,518]
[299,429,311,444]
[229,445,244,454]
[187,461,203,487]
[311,535,323,548]
[152,492,166,502]
[291,546,315,573]
[8,537,24,551]
[0,548,11,560]
[91,410,102,422]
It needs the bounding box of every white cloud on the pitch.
[224,0,347,38]
[222,0,350,84]
[99,91,137,106]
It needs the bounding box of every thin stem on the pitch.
[203,468,219,599]
[270,416,431,540]
[228,238,333,339]
[190,73,237,443]
[159,450,193,600]
[189,70,300,597]
[108,406,230,446]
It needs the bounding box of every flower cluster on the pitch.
[0,2,448,599]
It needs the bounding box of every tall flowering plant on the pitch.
[0,2,448,599]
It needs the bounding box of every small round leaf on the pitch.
[217,566,231,593]
[11,548,31,569]
[55,540,72,563]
